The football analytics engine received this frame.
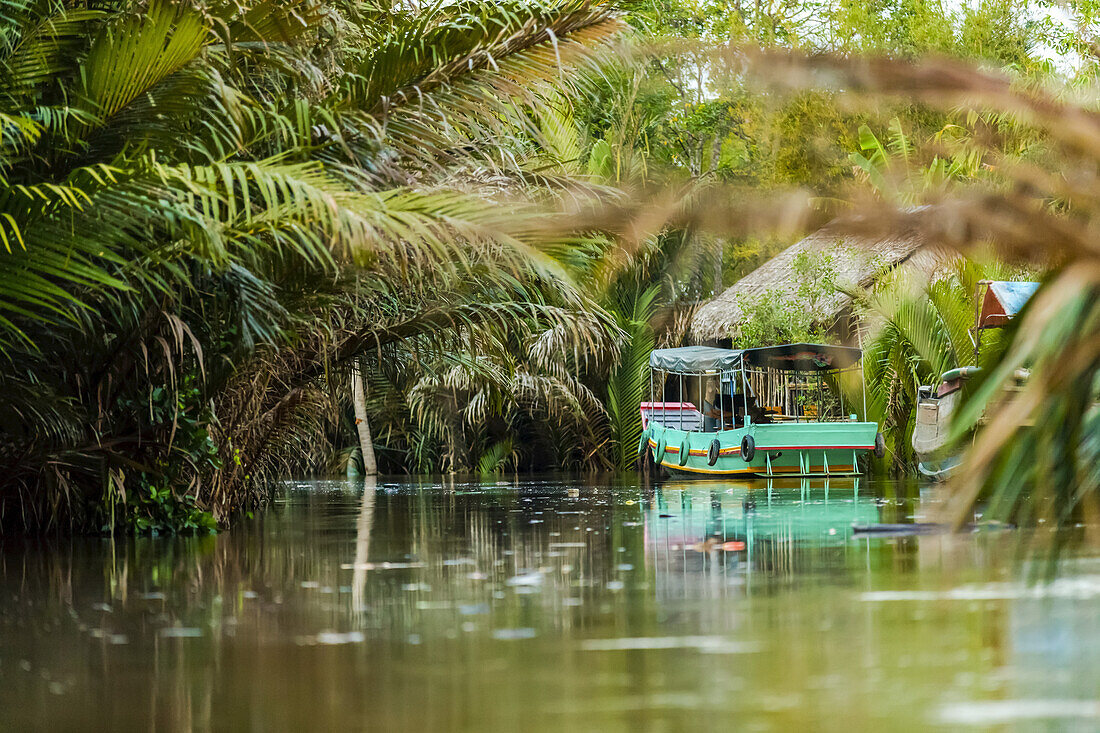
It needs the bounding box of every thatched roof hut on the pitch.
[691,220,953,343]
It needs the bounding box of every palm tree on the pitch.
[857,261,1017,471]
[0,0,624,532]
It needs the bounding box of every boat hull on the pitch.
[645,422,878,477]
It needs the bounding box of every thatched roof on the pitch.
[691,221,951,342]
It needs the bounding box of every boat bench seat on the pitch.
[640,402,702,432]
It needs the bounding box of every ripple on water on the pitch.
[579,636,762,654]
[491,628,537,640]
[3,477,1098,731]
[938,700,1100,725]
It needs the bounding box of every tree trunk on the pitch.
[351,359,378,476]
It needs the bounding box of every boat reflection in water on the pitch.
[646,477,881,599]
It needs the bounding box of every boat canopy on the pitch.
[741,343,862,372]
[979,281,1039,329]
[649,346,742,373]
[649,343,862,374]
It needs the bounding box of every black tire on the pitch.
[707,438,721,466]
[655,434,666,462]
[677,436,690,466]
[740,434,755,462]
[873,432,886,459]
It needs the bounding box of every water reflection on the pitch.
[351,476,376,614]
[648,478,881,601]
[0,477,1097,730]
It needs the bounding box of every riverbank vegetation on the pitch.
[2,0,1099,535]
[0,0,627,532]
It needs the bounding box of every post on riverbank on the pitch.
[352,358,378,476]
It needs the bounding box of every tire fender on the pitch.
[740,434,756,462]
[874,432,886,459]
[707,438,721,466]
[637,428,650,457]
[655,433,666,461]
[677,435,690,466]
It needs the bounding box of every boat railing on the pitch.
[640,401,703,432]
[759,403,859,423]
[746,365,859,423]
[645,344,871,433]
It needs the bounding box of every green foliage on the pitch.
[734,289,818,348]
[358,290,617,476]
[606,285,659,471]
[721,237,789,285]
[599,0,1070,197]
[950,276,1100,551]
[477,438,516,476]
[4,0,1097,541]
[849,114,1035,202]
[108,380,221,534]
[858,261,1019,471]
[733,249,837,348]
[0,0,624,533]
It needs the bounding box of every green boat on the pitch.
[639,343,885,477]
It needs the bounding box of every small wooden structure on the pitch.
[691,221,952,344]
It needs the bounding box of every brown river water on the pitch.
[1,477,1098,731]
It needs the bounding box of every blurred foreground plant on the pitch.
[722,47,1100,547]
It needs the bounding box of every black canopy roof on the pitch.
[741,343,862,371]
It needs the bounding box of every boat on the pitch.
[639,343,885,477]
[912,280,1039,478]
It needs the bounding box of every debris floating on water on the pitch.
[851,522,1015,537]
[668,540,745,552]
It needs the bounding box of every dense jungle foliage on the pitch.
[2,0,1099,535]
[0,0,631,532]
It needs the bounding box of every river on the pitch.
[2,477,1099,730]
